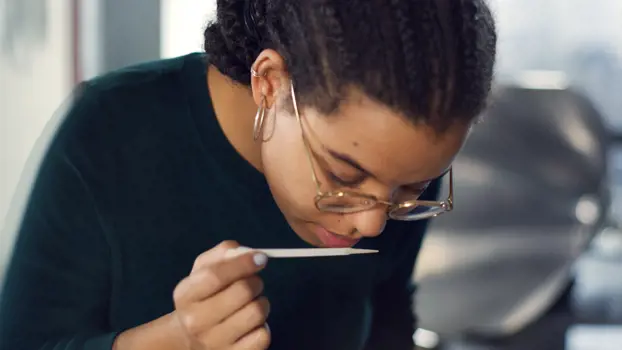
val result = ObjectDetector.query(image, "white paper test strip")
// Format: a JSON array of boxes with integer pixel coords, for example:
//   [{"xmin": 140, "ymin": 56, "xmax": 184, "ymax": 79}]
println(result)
[{"xmin": 225, "ymin": 246, "xmax": 379, "ymax": 259}]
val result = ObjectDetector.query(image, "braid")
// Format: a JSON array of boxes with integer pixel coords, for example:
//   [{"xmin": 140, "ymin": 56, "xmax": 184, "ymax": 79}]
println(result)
[
  {"xmin": 204, "ymin": 0, "xmax": 497, "ymax": 132},
  {"xmin": 392, "ymin": 0, "xmax": 426, "ymax": 114},
  {"xmin": 417, "ymin": 1, "xmax": 445, "ymax": 118},
  {"xmin": 312, "ymin": 1, "xmax": 349, "ymax": 105},
  {"xmin": 432, "ymin": 0, "xmax": 456, "ymax": 117},
  {"xmin": 204, "ymin": 0, "xmax": 267, "ymax": 84},
  {"xmin": 394, "ymin": 0, "xmax": 456, "ymax": 124},
  {"xmin": 460, "ymin": 0, "xmax": 481, "ymax": 108},
  {"xmin": 454, "ymin": 0, "xmax": 496, "ymax": 116},
  {"xmin": 268, "ymin": 1, "xmax": 311, "ymax": 103}
]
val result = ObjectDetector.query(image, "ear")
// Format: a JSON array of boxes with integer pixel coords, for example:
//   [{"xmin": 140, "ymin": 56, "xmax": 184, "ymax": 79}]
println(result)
[{"xmin": 250, "ymin": 49, "xmax": 289, "ymax": 108}]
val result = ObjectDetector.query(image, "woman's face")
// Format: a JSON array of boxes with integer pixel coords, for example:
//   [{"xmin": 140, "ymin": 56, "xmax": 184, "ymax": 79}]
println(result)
[{"xmin": 259, "ymin": 86, "xmax": 470, "ymax": 248}]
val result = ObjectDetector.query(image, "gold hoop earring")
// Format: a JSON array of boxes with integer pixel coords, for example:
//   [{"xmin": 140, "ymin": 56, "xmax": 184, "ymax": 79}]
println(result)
[{"xmin": 253, "ymin": 95, "xmax": 267, "ymax": 141}]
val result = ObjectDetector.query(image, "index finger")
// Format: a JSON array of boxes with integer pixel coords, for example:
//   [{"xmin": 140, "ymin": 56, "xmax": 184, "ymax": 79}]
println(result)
[
  {"xmin": 191, "ymin": 240, "xmax": 240, "ymax": 273},
  {"xmin": 176, "ymin": 250, "xmax": 269, "ymax": 304}
]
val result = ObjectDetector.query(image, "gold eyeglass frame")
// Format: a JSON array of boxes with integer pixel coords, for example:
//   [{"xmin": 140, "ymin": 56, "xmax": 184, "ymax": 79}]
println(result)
[{"xmin": 288, "ymin": 81, "xmax": 454, "ymax": 221}]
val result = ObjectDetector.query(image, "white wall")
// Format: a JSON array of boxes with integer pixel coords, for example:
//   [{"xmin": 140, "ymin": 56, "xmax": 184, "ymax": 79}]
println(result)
[
  {"xmin": 0, "ymin": 0, "xmax": 72, "ymax": 269},
  {"xmin": 0, "ymin": 0, "xmax": 217, "ymax": 274},
  {"xmin": 492, "ymin": 0, "xmax": 622, "ymax": 128},
  {"xmin": 161, "ymin": 0, "xmax": 216, "ymax": 58}
]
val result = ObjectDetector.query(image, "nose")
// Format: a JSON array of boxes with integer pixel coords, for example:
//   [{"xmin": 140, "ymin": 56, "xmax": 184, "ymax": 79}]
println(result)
[{"xmin": 350, "ymin": 207, "xmax": 388, "ymax": 238}]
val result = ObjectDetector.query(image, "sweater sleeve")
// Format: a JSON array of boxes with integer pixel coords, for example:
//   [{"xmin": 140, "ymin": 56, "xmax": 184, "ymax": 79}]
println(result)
[
  {"xmin": 363, "ymin": 178, "xmax": 442, "ymax": 350},
  {"xmin": 0, "ymin": 86, "xmax": 119, "ymax": 350}
]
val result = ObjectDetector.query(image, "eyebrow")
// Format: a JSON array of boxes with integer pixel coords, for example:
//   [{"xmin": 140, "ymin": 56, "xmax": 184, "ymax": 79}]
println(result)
[
  {"xmin": 326, "ymin": 148, "xmax": 450, "ymax": 187},
  {"xmin": 326, "ymin": 149, "xmax": 374, "ymax": 177}
]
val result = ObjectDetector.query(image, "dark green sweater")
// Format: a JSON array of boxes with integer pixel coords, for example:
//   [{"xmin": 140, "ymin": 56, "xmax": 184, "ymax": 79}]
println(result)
[{"xmin": 0, "ymin": 53, "xmax": 439, "ymax": 350}]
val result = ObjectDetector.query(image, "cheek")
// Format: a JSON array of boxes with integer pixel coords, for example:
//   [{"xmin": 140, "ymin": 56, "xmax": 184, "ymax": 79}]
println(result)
[{"xmin": 260, "ymin": 119, "xmax": 318, "ymax": 217}]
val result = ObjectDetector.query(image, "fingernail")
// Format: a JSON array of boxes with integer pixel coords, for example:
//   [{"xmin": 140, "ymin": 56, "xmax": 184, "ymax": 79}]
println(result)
[
  {"xmin": 265, "ymin": 323, "xmax": 270, "ymax": 335},
  {"xmin": 253, "ymin": 253, "xmax": 268, "ymax": 266}
]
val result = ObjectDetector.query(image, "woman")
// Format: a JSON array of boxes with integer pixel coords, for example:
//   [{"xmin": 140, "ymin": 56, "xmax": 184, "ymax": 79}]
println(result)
[{"xmin": 0, "ymin": 0, "xmax": 496, "ymax": 349}]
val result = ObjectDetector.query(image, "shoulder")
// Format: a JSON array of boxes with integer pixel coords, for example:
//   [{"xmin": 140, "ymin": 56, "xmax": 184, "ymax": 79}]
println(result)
[
  {"xmin": 85, "ymin": 53, "xmax": 204, "ymax": 107},
  {"xmin": 51, "ymin": 54, "xmax": 205, "ymax": 158}
]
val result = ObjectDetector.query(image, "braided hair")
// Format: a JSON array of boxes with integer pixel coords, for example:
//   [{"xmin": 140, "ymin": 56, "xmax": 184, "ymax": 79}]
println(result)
[{"xmin": 203, "ymin": 0, "xmax": 497, "ymax": 132}]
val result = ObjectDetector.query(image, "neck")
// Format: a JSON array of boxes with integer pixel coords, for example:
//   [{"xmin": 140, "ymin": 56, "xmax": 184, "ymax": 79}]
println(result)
[{"xmin": 207, "ymin": 65, "xmax": 264, "ymax": 172}]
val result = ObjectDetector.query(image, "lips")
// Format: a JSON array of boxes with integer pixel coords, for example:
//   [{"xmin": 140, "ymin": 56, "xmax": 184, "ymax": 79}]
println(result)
[{"xmin": 314, "ymin": 226, "xmax": 361, "ymax": 248}]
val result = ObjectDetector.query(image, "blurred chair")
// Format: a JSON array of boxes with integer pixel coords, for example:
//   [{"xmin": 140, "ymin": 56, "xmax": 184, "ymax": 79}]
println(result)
[{"xmin": 413, "ymin": 82, "xmax": 612, "ymax": 343}]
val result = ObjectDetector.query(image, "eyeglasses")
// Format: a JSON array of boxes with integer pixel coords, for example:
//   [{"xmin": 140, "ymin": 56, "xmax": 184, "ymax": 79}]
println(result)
[{"xmin": 289, "ymin": 82, "xmax": 454, "ymax": 221}]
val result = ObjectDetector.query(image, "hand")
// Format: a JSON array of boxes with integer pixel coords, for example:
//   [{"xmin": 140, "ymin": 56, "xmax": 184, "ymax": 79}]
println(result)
[{"xmin": 173, "ymin": 241, "xmax": 271, "ymax": 350}]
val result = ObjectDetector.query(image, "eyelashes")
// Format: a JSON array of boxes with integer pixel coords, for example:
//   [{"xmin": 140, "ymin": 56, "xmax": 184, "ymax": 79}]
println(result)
[
  {"xmin": 326, "ymin": 169, "xmax": 430, "ymax": 195},
  {"xmin": 326, "ymin": 171, "xmax": 366, "ymax": 188}
]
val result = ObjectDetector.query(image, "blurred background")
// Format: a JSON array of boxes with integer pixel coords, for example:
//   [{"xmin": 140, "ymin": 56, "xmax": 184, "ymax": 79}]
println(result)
[{"xmin": 1, "ymin": 1, "xmax": 622, "ymax": 349}]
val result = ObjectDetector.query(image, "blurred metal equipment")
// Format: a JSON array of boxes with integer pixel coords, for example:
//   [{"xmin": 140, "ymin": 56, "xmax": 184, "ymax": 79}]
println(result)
[
  {"xmin": 413, "ymin": 328, "xmax": 441, "ymax": 349},
  {"xmin": 566, "ymin": 324, "xmax": 622, "ymax": 350},
  {"xmin": 413, "ymin": 80, "xmax": 611, "ymax": 341},
  {"xmin": 570, "ymin": 224, "xmax": 622, "ymax": 321}
]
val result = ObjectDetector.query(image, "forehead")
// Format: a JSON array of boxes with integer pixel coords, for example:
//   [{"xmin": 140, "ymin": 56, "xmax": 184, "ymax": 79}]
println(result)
[{"xmin": 302, "ymin": 93, "xmax": 468, "ymax": 184}]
